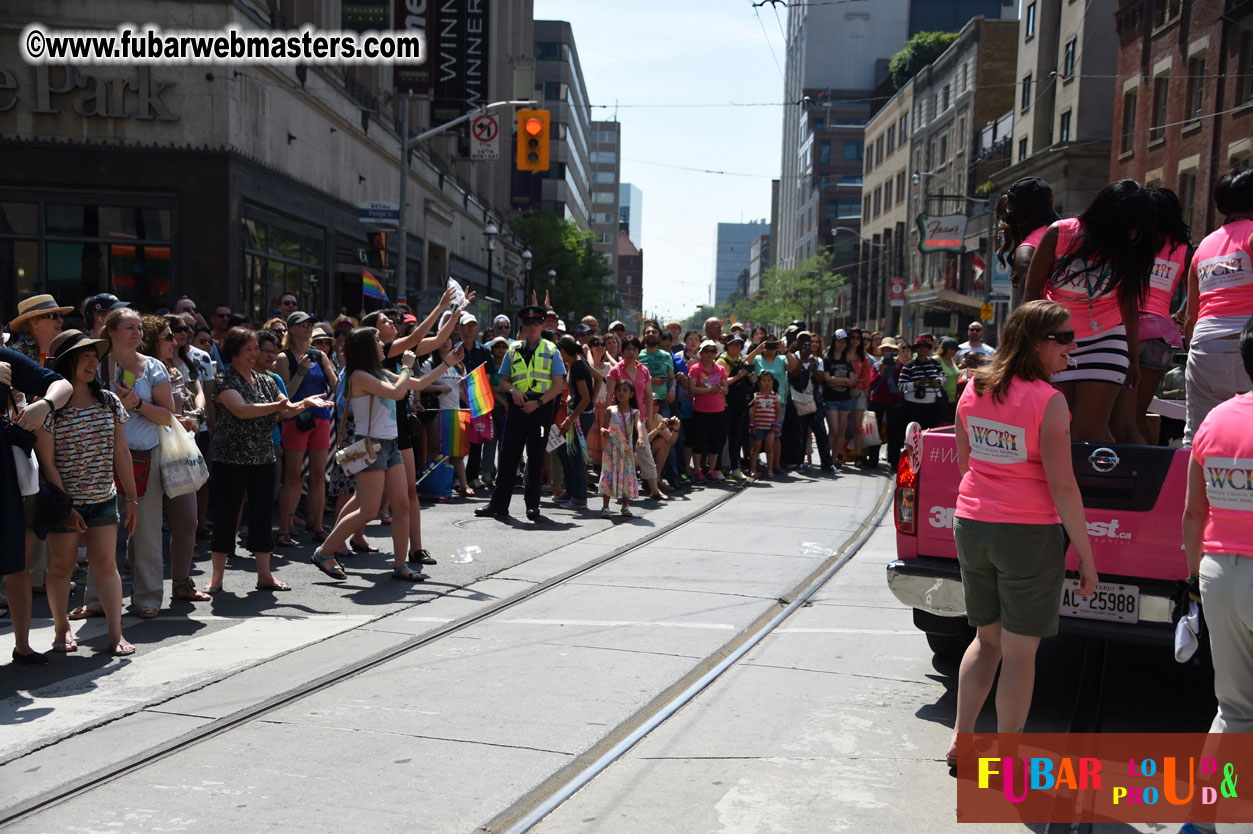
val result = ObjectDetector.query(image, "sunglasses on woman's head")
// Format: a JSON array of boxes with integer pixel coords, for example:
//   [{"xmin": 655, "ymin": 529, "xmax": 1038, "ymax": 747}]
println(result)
[{"xmin": 1043, "ymin": 329, "xmax": 1075, "ymax": 345}]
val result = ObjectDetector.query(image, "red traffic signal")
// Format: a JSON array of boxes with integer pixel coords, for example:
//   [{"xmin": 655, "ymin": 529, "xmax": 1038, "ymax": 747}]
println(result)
[{"xmin": 516, "ymin": 109, "xmax": 551, "ymax": 172}]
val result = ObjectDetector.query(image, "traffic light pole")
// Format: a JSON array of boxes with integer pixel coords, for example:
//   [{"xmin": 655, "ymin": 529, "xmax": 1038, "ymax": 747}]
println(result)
[{"xmin": 394, "ymin": 93, "xmax": 537, "ymax": 300}]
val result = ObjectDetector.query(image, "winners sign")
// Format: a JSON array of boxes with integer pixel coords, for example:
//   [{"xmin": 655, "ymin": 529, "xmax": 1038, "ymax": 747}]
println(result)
[{"xmin": 916, "ymin": 213, "xmax": 969, "ymax": 253}]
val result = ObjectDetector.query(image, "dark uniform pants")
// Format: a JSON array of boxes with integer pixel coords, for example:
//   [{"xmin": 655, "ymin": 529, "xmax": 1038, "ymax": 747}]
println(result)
[{"xmin": 486, "ymin": 400, "xmax": 555, "ymax": 514}]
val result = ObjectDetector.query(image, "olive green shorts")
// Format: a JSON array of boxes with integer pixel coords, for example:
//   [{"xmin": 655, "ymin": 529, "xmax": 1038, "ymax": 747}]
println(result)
[{"xmin": 953, "ymin": 516, "xmax": 1066, "ymax": 638}]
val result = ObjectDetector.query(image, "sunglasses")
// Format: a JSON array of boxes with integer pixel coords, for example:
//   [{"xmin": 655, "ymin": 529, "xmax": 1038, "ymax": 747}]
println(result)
[
  {"xmin": 1042, "ymin": 329, "xmax": 1076, "ymax": 345},
  {"xmin": 161, "ymin": 332, "xmax": 175, "ymax": 342},
  {"xmin": 171, "ymin": 324, "xmax": 188, "ymax": 334}
]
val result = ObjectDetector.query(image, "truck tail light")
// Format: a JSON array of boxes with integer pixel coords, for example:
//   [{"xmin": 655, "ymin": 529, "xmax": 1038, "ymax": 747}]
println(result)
[{"xmin": 895, "ymin": 454, "xmax": 918, "ymax": 535}]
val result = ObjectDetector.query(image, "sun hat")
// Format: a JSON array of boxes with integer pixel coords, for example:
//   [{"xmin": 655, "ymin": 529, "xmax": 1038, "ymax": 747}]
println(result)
[
  {"xmin": 878, "ymin": 337, "xmax": 901, "ymax": 352},
  {"xmin": 312, "ymin": 322, "xmax": 335, "ymax": 341},
  {"xmin": 50, "ymin": 329, "xmax": 110, "ymax": 363},
  {"xmin": 10, "ymin": 295, "xmax": 75, "ymax": 331}
]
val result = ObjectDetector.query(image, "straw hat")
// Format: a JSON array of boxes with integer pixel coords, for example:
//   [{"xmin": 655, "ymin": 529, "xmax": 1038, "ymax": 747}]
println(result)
[
  {"xmin": 878, "ymin": 337, "xmax": 901, "ymax": 352},
  {"xmin": 9, "ymin": 295, "xmax": 74, "ymax": 331},
  {"xmin": 49, "ymin": 329, "xmax": 110, "ymax": 366}
]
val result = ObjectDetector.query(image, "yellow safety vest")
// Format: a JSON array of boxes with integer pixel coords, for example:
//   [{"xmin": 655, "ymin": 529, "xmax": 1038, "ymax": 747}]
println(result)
[{"xmin": 510, "ymin": 339, "xmax": 556, "ymax": 394}]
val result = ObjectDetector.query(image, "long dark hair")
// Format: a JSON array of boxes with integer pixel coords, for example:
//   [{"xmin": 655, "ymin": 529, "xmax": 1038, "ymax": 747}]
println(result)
[
  {"xmin": 973, "ymin": 300, "xmax": 1071, "ymax": 402},
  {"xmin": 1051, "ymin": 179, "xmax": 1157, "ymax": 308},
  {"xmin": 344, "ymin": 326, "xmax": 385, "ymax": 379},
  {"xmin": 53, "ymin": 347, "xmax": 108, "ymax": 407},
  {"xmin": 611, "ymin": 378, "xmax": 639, "ymax": 411},
  {"xmin": 165, "ymin": 314, "xmax": 197, "ymax": 381},
  {"xmin": 996, "ymin": 179, "xmax": 1060, "ymax": 267},
  {"xmin": 1149, "ymin": 187, "xmax": 1191, "ymax": 250}
]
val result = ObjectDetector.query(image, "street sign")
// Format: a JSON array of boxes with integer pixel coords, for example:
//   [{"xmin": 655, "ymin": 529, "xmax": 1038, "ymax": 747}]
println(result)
[
  {"xmin": 889, "ymin": 276, "xmax": 906, "ymax": 307},
  {"xmin": 470, "ymin": 113, "xmax": 500, "ymax": 161},
  {"xmin": 359, "ymin": 201, "xmax": 400, "ymax": 227},
  {"xmin": 980, "ymin": 302, "xmax": 994, "ymax": 322},
  {"xmin": 916, "ymin": 213, "xmax": 969, "ymax": 253}
]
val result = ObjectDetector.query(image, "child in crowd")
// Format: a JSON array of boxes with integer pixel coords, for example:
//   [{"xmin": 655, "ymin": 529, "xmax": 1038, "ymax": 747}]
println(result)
[
  {"xmin": 599, "ymin": 380, "xmax": 642, "ymax": 518},
  {"xmin": 749, "ymin": 371, "xmax": 782, "ymax": 479}
]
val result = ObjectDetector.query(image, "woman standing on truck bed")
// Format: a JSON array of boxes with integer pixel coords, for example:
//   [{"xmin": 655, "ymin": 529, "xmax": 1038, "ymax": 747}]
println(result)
[
  {"xmin": 1183, "ymin": 168, "xmax": 1253, "ymax": 445},
  {"xmin": 1023, "ymin": 180, "xmax": 1158, "ymax": 442},
  {"xmin": 997, "ymin": 176, "xmax": 1060, "ymax": 310},
  {"xmin": 946, "ymin": 300, "xmax": 1099, "ymax": 768}
]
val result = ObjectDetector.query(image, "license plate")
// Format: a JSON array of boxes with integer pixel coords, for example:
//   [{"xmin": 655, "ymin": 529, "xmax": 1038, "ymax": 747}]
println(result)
[{"xmin": 1059, "ymin": 580, "xmax": 1140, "ymax": 623}]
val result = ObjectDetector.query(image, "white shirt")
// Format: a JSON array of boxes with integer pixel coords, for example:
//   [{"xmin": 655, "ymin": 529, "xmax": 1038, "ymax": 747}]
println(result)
[{"xmin": 957, "ymin": 341, "xmax": 996, "ymax": 362}]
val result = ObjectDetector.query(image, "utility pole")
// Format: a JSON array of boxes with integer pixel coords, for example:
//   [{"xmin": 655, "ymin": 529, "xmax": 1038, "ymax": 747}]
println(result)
[{"xmin": 394, "ymin": 95, "xmax": 536, "ymax": 299}]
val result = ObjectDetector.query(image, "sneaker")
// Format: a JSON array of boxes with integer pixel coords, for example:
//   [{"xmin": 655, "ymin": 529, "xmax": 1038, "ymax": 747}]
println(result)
[
  {"xmin": 729, "ymin": 468, "xmax": 746, "ymax": 482},
  {"xmin": 1178, "ymin": 825, "xmax": 1214, "ymax": 834},
  {"xmin": 709, "ymin": 470, "xmax": 725, "ymax": 482},
  {"xmin": 559, "ymin": 499, "xmax": 587, "ymax": 510},
  {"xmin": 678, "ymin": 474, "xmax": 691, "ymax": 485},
  {"xmin": 693, "ymin": 470, "xmax": 706, "ymax": 482}
]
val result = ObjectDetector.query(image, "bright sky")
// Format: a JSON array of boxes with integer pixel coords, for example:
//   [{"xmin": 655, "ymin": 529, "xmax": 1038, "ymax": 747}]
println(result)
[{"xmin": 533, "ymin": 0, "xmax": 786, "ymax": 322}]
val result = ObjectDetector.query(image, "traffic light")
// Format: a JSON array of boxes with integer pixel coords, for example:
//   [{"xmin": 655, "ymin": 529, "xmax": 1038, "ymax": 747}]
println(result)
[
  {"xmin": 516, "ymin": 109, "xmax": 551, "ymax": 172},
  {"xmin": 366, "ymin": 231, "xmax": 387, "ymax": 269}
]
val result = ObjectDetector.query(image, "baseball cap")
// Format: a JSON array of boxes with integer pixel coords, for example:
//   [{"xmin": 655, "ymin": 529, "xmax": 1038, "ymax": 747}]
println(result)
[
  {"xmin": 726, "ymin": 333, "xmax": 745, "ymax": 345},
  {"xmin": 574, "ymin": 323, "xmax": 592, "ymax": 336},
  {"xmin": 834, "ymin": 328, "xmax": 849, "ymax": 340},
  {"xmin": 1007, "ymin": 176, "xmax": 1053, "ymax": 205},
  {"xmin": 609, "ymin": 320, "xmax": 626, "ymax": 332},
  {"xmin": 460, "ymin": 311, "xmax": 477, "ymax": 325},
  {"xmin": 286, "ymin": 311, "xmax": 318, "ymax": 327},
  {"xmin": 83, "ymin": 293, "xmax": 129, "ymax": 320},
  {"xmin": 913, "ymin": 335, "xmax": 934, "ymax": 348}
]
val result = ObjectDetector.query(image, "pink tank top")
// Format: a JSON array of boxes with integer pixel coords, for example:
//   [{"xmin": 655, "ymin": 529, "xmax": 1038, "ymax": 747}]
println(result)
[
  {"xmin": 1194, "ymin": 218, "xmax": 1253, "ymax": 323},
  {"xmin": 1043, "ymin": 217, "xmax": 1124, "ymax": 334},
  {"xmin": 1015, "ymin": 224, "xmax": 1049, "ymax": 254},
  {"xmin": 1191, "ymin": 393, "xmax": 1253, "ymax": 557},
  {"xmin": 1142, "ymin": 241, "xmax": 1186, "ymax": 320},
  {"xmin": 955, "ymin": 376, "xmax": 1064, "ymax": 525}
]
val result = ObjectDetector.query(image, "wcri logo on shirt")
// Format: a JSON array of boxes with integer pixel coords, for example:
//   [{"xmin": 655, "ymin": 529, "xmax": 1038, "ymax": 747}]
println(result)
[
  {"xmin": 966, "ymin": 416, "xmax": 1028, "ymax": 464},
  {"xmin": 1204, "ymin": 457, "xmax": 1253, "ymax": 511}
]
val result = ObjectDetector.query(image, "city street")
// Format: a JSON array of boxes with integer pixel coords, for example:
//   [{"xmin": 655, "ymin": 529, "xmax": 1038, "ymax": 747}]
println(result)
[{"xmin": 0, "ymin": 471, "xmax": 1216, "ymax": 833}]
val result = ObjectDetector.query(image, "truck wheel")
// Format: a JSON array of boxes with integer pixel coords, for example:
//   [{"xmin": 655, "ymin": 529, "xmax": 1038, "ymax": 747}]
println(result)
[{"xmin": 926, "ymin": 630, "xmax": 974, "ymax": 662}]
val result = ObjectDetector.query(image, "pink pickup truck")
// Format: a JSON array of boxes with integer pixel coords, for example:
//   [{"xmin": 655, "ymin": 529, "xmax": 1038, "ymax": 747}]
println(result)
[{"xmin": 886, "ymin": 425, "xmax": 1187, "ymax": 659}]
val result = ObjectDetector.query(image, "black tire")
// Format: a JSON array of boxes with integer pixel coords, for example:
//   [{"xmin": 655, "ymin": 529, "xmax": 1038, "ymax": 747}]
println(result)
[{"xmin": 926, "ymin": 630, "xmax": 974, "ymax": 662}]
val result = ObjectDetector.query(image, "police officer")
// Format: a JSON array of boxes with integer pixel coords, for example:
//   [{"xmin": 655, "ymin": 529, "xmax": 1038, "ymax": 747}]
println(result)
[{"xmin": 475, "ymin": 304, "xmax": 567, "ymax": 521}]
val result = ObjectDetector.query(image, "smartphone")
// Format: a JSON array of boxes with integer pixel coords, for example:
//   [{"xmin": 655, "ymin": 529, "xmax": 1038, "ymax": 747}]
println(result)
[
  {"xmin": 116, "ymin": 366, "xmax": 137, "ymax": 389},
  {"xmin": 307, "ymin": 348, "xmax": 318, "ymax": 362}
]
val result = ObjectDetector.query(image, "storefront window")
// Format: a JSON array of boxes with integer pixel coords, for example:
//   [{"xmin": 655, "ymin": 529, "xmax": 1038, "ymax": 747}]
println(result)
[{"xmin": 241, "ymin": 205, "xmax": 325, "ymax": 323}]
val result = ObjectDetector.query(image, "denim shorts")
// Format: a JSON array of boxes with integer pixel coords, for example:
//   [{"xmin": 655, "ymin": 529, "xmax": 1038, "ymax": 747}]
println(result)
[
  {"xmin": 825, "ymin": 399, "xmax": 853, "ymax": 412},
  {"xmin": 50, "ymin": 497, "xmax": 119, "ymax": 534},
  {"xmin": 751, "ymin": 427, "xmax": 776, "ymax": 442},
  {"xmin": 1138, "ymin": 337, "xmax": 1175, "ymax": 372},
  {"xmin": 361, "ymin": 437, "xmax": 403, "ymax": 472}
]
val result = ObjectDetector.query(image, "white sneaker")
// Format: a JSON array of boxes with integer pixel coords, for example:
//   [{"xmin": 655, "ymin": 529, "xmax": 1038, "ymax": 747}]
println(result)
[{"xmin": 729, "ymin": 468, "xmax": 746, "ymax": 482}]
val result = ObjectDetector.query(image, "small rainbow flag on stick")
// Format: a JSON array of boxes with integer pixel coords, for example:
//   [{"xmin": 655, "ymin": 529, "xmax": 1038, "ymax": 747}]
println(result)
[
  {"xmin": 362, "ymin": 268, "xmax": 389, "ymax": 302},
  {"xmin": 438, "ymin": 409, "xmax": 471, "ymax": 457},
  {"xmin": 461, "ymin": 363, "xmax": 495, "ymax": 417}
]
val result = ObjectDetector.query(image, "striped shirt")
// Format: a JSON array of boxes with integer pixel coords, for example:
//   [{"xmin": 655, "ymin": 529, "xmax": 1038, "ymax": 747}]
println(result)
[
  {"xmin": 900, "ymin": 358, "xmax": 945, "ymax": 405},
  {"xmin": 752, "ymin": 392, "xmax": 781, "ymax": 429}
]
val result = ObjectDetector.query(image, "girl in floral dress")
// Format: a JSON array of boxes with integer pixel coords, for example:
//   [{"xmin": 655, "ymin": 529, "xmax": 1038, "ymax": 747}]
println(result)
[{"xmin": 599, "ymin": 380, "xmax": 641, "ymax": 519}]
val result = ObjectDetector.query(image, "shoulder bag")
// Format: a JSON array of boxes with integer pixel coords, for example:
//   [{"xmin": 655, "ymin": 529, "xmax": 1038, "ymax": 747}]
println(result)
[
  {"xmin": 2, "ymin": 393, "xmax": 40, "ymax": 497},
  {"xmin": 790, "ymin": 367, "xmax": 817, "ymax": 416},
  {"xmin": 334, "ymin": 393, "xmax": 378, "ymax": 475}
]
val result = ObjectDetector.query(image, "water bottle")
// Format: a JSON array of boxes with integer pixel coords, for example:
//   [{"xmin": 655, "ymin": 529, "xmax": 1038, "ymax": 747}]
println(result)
[{"xmin": 450, "ymin": 545, "xmax": 481, "ymax": 564}]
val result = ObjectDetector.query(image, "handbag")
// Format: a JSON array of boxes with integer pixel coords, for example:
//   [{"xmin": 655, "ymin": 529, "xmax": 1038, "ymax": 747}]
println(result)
[
  {"xmin": 469, "ymin": 412, "xmax": 494, "ymax": 444},
  {"xmin": 791, "ymin": 376, "xmax": 817, "ymax": 416},
  {"xmin": 2, "ymin": 393, "xmax": 40, "ymax": 497},
  {"xmin": 159, "ymin": 419, "xmax": 210, "ymax": 498},
  {"xmin": 861, "ymin": 416, "xmax": 882, "ymax": 446},
  {"xmin": 118, "ymin": 448, "xmax": 152, "ymax": 498},
  {"xmin": 334, "ymin": 395, "xmax": 377, "ymax": 475},
  {"xmin": 295, "ymin": 409, "xmax": 316, "ymax": 432}
]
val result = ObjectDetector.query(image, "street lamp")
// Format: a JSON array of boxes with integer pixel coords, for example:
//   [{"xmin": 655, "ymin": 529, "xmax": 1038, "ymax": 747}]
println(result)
[
  {"xmin": 521, "ymin": 248, "xmax": 532, "ymax": 310},
  {"xmin": 546, "ymin": 268, "xmax": 556, "ymax": 307},
  {"xmin": 483, "ymin": 222, "xmax": 498, "ymax": 307}
]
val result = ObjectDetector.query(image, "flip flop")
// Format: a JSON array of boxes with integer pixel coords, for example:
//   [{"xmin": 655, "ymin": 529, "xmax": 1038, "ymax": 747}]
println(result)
[
  {"xmin": 51, "ymin": 639, "xmax": 79, "ymax": 653},
  {"xmin": 255, "ymin": 580, "xmax": 292, "ymax": 592},
  {"xmin": 111, "ymin": 641, "xmax": 136, "ymax": 657},
  {"xmin": 67, "ymin": 606, "xmax": 103, "ymax": 621}
]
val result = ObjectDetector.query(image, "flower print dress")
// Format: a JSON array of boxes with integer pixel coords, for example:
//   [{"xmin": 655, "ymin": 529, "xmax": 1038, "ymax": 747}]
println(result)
[{"xmin": 598, "ymin": 405, "xmax": 640, "ymax": 501}]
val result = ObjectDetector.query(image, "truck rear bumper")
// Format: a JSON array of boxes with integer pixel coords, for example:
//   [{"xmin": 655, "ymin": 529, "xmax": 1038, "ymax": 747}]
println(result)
[{"xmin": 887, "ymin": 558, "xmax": 1177, "ymax": 645}]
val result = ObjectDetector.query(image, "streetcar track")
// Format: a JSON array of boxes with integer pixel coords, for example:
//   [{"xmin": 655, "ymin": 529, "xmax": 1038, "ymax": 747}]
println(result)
[
  {"xmin": 486, "ymin": 480, "xmax": 894, "ymax": 834},
  {"xmin": 1, "ymin": 482, "xmax": 767, "ymax": 827}
]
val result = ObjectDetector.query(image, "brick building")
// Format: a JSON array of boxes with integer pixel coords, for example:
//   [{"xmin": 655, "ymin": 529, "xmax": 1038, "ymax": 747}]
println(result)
[{"xmin": 1109, "ymin": 0, "xmax": 1253, "ymax": 237}]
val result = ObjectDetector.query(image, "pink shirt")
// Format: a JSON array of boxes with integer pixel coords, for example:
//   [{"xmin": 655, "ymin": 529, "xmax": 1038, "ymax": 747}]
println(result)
[
  {"xmin": 1015, "ymin": 224, "xmax": 1049, "ymax": 255},
  {"xmin": 1194, "ymin": 218, "xmax": 1253, "ymax": 323},
  {"xmin": 1190, "ymin": 393, "xmax": 1253, "ymax": 556},
  {"xmin": 608, "ymin": 360, "xmax": 653, "ymax": 420},
  {"xmin": 1043, "ymin": 217, "xmax": 1125, "ymax": 335},
  {"xmin": 955, "ymin": 377, "xmax": 1065, "ymax": 525},
  {"xmin": 689, "ymin": 362, "xmax": 728, "ymax": 413},
  {"xmin": 1139, "ymin": 241, "xmax": 1187, "ymax": 346}
]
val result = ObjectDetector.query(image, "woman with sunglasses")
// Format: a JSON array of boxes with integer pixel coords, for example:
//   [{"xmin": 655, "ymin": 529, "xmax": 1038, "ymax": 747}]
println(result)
[
  {"xmin": 947, "ymin": 300, "xmax": 1098, "ymax": 768},
  {"xmin": 1023, "ymin": 179, "xmax": 1158, "ymax": 442}
]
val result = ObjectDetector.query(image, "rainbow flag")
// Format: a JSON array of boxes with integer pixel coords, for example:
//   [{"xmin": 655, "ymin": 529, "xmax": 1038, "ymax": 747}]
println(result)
[
  {"xmin": 362, "ymin": 268, "xmax": 389, "ymax": 302},
  {"xmin": 461, "ymin": 363, "xmax": 495, "ymax": 417},
  {"xmin": 437, "ymin": 409, "xmax": 471, "ymax": 457}
]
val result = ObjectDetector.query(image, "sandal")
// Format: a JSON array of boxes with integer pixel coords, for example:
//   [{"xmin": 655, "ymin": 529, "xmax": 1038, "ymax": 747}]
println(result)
[
  {"xmin": 52, "ymin": 638, "xmax": 79, "ymax": 653},
  {"xmin": 138, "ymin": 607, "xmax": 160, "ymax": 619},
  {"xmin": 111, "ymin": 641, "xmax": 136, "ymax": 657},
  {"xmin": 274, "ymin": 534, "xmax": 299, "ymax": 548},
  {"xmin": 172, "ymin": 579, "xmax": 211, "ymax": 602},
  {"xmin": 255, "ymin": 579, "xmax": 292, "ymax": 592},
  {"xmin": 68, "ymin": 606, "xmax": 103, "ymax": 621},
  {"xmin": 392, "ymin": 564, "xmax": 426, "ymax": 582},
  {"xmin": 204, "ymin": 584, "xmax": 222, "ymax": 596},
  {"xmin": 619, "ymin": 507, "xmax": 634, "ymax": 517},
  {"xmin": 601, "ymin": 508, "xmax": 614, "ymax": 519},
  {"xmin": 309, "ymin": 529, "xmax": 328, "ymax": 543},
  {"xmin": 311, "ymin": 548, "xmax": 347, "ymax": 581},
  {"xmin": 349, "ymin": 540, "xmax": 379, "ymax": 554}
]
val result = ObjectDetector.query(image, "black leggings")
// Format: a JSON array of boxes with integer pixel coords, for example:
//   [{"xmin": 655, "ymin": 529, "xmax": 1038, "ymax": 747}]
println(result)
[
  {"xmin": 724, "ymin": 407, "xmax": 750, "ymax": 469},
  {"xmin": 688, "ymin": 410, "xmax": 727, "ymax": 456},
  {"xmin": 210, "ymin": 461, "xmax": 276, "ymax": 554}
]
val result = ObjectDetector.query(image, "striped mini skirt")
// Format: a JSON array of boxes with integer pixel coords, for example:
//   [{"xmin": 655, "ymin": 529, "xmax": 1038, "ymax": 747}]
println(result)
[{"xmin": 1051, "ymin": 324, "xmax": 1129, "ymax": 385}]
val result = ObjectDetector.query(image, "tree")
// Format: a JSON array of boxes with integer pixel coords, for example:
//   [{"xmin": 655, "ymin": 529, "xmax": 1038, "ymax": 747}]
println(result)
[
  {"xmin": 889, "ymin": 31, "xmax": 959, "ymax": 90},
  {"xmin": 680, "ymin": 252, "xmax": 845, "ymax": 336},
  {"xmin": 510, "ymin": 210, "xmax": 615, "ymax": 318}
]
